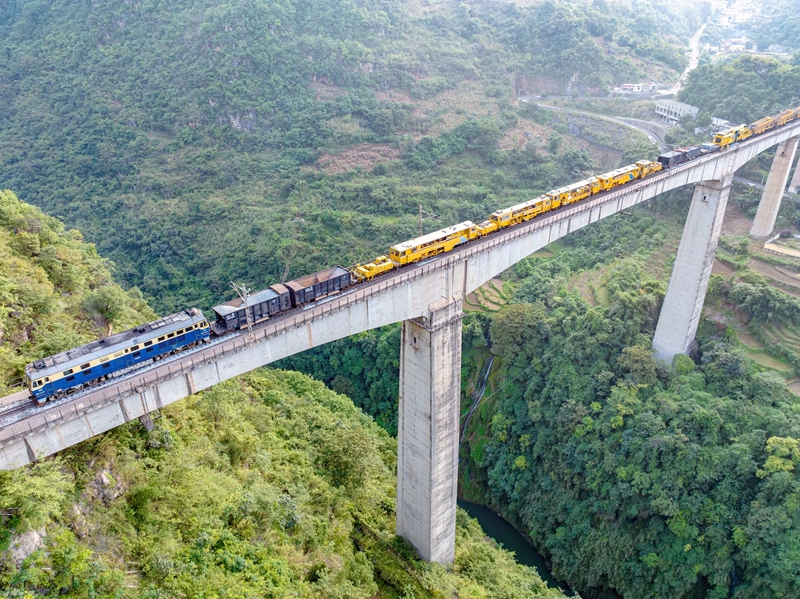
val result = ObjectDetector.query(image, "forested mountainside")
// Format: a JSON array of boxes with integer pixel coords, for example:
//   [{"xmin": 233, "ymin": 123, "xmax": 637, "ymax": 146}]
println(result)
[
  {"xmin": 0, "ymin": 0, "xmax": 700, "ymax": 313},
  {"xmin": 679, "ymin": 54, "xmax": 800, "ymax": 125},
  {"xmin": 0, "ymin": 190, "xmax": 155, "ymax": 395},
  {"xmin": 0, "ymin": 191, "xmax": 567, "ymax": 599},
  {"xmin": 751, "ymin": 0, "xmax": 800, "ymax": 53},
  {"xmin": 463, "ymin": 251, "xmax": 800, "ymax": 599}
]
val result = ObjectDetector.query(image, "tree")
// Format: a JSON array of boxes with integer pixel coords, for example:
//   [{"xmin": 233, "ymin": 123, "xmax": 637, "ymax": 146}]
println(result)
[{"xmin": 83, "ymin": 286, "xmax": 131, "ymax": 336}]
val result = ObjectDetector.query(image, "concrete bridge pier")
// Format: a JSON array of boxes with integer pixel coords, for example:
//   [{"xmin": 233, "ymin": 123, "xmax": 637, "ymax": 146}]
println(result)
[
  {"xmin": 653, "ymin": 175, "xmax": 733, "ymax": 362},
  {"xmin": 750, "ymin": 137, "xmax": 799, "ymax": 238},
  {"xmin": 789, "ymin": 150, "xmax": 800, "ymax": 194},
  {"xmin": 396, "ymin": 297, "xmax": 463, "ymax": 564}
]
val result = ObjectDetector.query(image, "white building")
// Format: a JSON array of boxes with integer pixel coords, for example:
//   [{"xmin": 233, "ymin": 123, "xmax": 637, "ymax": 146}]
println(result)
[
  {"xmin": 655, "ymin": 100, "xmax": 699, "ymax": 126},
  {"xmin": 615, "ymin": 82, "xmax": 659, "ymax": 95}
]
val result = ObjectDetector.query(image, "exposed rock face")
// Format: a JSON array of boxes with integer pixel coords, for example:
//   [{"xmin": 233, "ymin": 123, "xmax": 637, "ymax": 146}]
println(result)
[
  {"xmin": 92, "ymin": 466, "xmax": 126, "ymax": 504},
  {"xmin": 8, "ymin": 529, "xmax": 45, "ymax": 566}
]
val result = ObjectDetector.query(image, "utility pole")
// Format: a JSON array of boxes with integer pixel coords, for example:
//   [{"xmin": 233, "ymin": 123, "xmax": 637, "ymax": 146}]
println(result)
[
  {"xmin": 418, "ymin": 204, "xmax": 438, "ymax": 236},
  {"xmin": 231, "ymin": 282, "xmax": 255, "ymax": 342}
]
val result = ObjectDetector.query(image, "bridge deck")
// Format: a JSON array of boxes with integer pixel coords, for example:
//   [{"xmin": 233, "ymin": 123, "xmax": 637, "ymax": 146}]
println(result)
[{"xmin": 1, "ymin": 120, "xmax": 798, "ymax": 464}]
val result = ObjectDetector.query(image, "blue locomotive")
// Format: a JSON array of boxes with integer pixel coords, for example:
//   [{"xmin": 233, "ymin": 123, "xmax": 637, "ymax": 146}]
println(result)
[
  {"xmin": 24, "ymin": 265, "xmax": 355, "ymax": 405},
  {"xmin": 25, "ymin": 308, "xmax": 209, "ymax": 405}
]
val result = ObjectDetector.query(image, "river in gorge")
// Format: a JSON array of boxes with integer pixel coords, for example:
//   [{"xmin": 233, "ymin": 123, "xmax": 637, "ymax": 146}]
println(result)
[{"xmin": 457, "ymin": 499, "xmax": 572, "ymax": 594}]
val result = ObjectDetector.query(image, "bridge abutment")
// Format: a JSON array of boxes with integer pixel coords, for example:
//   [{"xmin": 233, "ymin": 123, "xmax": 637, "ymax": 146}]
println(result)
[
  {"xmin": 396, "ymin": 297, "xmax": 463, "ymax": 564},
  {"xmin": 653, "ymin": 176, "xmax": 733, "ymax": 362},
  {"xmin": 750, "ymin": 137, "xmax": 799, "ymax": 238}
]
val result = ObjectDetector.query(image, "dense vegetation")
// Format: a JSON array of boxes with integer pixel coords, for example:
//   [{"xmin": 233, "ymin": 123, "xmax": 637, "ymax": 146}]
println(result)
[
  {"xmin": 1, "ymin": 368, "xmax": 568, "ymax": 599},
  {"xmin": 0, "ymin": 0, "xmax": 697, "ymax": 313},
  {"xmin": 679, "ymin": 54, "xmax": 800, "ymax": 124},
  {"xmin": 460, "ymin": 245, "xmax": 800, "ymax": 599},
  {"xmin": 752, "ymin": 0, "xmax": 800, "ymax": 52},
  {"xmin": 0, "ymin": 194, "xmax": 567, "ymax": 599},
  {"xmin": 0, "ymin": 190, "xmax": 155, "ymax": 394}
]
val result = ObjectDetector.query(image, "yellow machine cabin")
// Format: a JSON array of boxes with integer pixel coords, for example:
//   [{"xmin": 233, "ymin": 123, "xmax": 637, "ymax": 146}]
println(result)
[
  {"xmin": 713, "ymin": 125, "xmax": 752, "ymax": 147},
  {"xmin": 353, "ymin": 255, "xmax": 395, "ymax": 281},
  {"xmin": 476, "ymin": 219, "xmax": 498, "ymax": 236},
  {"xmin": 389, "ymin": 221, "xmax": 477, "ymax": 265}
]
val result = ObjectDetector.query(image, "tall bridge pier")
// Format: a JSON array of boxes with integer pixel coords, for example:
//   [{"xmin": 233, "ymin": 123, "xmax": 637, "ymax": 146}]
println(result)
[
  {"xmin": 750, "ymin": 136, "xmax": 799, "ymax": 238},
  {"xmin": 396, "ymin": 298, "xmax": 463, "ymax": 564},
  {"xmin": 653, "ymin": 175, "xmax": 733, "ymax": 362},
  {"xmin": 789, "ymin": 147, "xmax": 800, "ymax": 195}
]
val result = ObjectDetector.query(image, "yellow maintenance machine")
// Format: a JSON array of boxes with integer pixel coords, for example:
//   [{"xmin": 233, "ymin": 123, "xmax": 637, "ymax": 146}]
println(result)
[
  {"xmin": 777, "ymin": 109, "xmax": 798, "ymax": 126},
  {"xmin": 713, "ymin": 124, "xmax": 752, "ymax": 148},
  {"xmin": 635, "ymin": 160, "xmax": 663, "ymax": 177},
  {"xmin": 353, "ymin": 255, "xmax": 395, "ymax": 282},
  {"xmin": 487, "ymin": 196, "xmax": 551, "ymax": 230},
  {"xmin": 388, "ymin": 221, "xmax": 478, "ymax": 265}
]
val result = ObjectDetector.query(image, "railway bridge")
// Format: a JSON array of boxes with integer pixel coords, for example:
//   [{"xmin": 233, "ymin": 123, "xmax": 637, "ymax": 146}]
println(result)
[{"xmin": 1, "ymin": 121, "xmax": 799, "ymax": 564}]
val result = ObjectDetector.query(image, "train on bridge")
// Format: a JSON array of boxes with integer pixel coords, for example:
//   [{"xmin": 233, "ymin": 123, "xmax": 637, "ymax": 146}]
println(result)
[{"xmin": 23, "ymin": 105, "xmax": 800, "ymax": 405}]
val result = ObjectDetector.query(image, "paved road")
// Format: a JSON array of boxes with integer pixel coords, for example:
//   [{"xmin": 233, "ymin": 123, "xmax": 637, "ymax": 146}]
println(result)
[
  {"xmin": 520, "ymin": 99, "xmax": 670, "ymax": 151},
  {"xmin": 734, "ymin": 175, "xmax": 796, "ymax": 199},
  {"xmin": 671, "ymin": 22, "xmax": 707, "ymax": 94}
]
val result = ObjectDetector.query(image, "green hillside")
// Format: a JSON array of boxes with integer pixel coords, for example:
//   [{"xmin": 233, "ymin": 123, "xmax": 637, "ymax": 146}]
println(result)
[
  {"xmin": 0, "ymin": 0, "xmax": 699, "ymax": 313},
  {"xmin": 0, "ymin": 189, "xmax": 155, "ymax": 395}
]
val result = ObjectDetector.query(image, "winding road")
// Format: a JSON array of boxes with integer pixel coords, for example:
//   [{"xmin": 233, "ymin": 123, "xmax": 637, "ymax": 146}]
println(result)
[
  {"xmin": 519, "ymin": 19, "xmax": 710, "ymax": 153},
  {"xmin": 518, "ymin": 100, "xmax": 670, "ymax": 151}
]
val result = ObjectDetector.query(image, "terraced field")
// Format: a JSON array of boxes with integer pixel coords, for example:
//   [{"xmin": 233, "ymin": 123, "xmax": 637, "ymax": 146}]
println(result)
[{"xmin": 465, "ymin": 278, "xmax": 511, "ymax": 312}]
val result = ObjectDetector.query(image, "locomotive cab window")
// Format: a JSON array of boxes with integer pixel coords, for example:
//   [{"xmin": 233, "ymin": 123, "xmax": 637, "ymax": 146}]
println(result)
[
  {"xmin": 131, "ymin": 345, "xmax": 139, "ymax": 351},
  {"xmin": 63, "ymin": 369, "xmax": 73, "ymax": 376},
  {"xmin": 81, "ymin": 363, "xmax": 90, "ymax": 370},
  {"xmin": 158, "ymin": 336, "xmax": 165, "ymax": 342},
  {"xmin": 167, "ymin": 332, "xmax": 175, "ymax": 338},
  {"xmin": 144, "ymin": 341, "xmax": 152, "ymax": 347}
]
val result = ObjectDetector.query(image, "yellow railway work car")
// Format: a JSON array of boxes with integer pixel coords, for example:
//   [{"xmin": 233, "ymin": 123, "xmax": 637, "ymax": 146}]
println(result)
[
  {"xmin": 353, "ymin": 255, "xmax": 395, "ymax": 281},
  {"xmin": 389, "ymin": 221, "xmax": 477, "ymax": 265},
  {"xmin": 635, "ymin": 160, "xmax": 663, "ymax": 177},
  {"xmin": 713, "ymin": 124, "xmax": 751, "ymax": 148},
  {"xmin": 489, "ymin": 196, "xmax": 551, "ymax": 229},
  {"xmin": 748, "ymin": 117, "xmax": 776, "ymax": 135},
  {"xmin": 777, "ymin": 109, "xmax": 797, "ymax": 126},
  {"xmin": 546, "ymin": 180, "xmax": 593, "ymax": 205},
  {"xmin": 595, "ymin": 164, "xmax": 638, "ymax": 192}
]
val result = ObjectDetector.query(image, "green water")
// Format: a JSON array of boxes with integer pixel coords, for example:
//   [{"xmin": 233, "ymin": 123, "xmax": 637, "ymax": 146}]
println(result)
[{"xmin": 458, "ymin": 499, "xmax": 571, "ymax": 594}]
